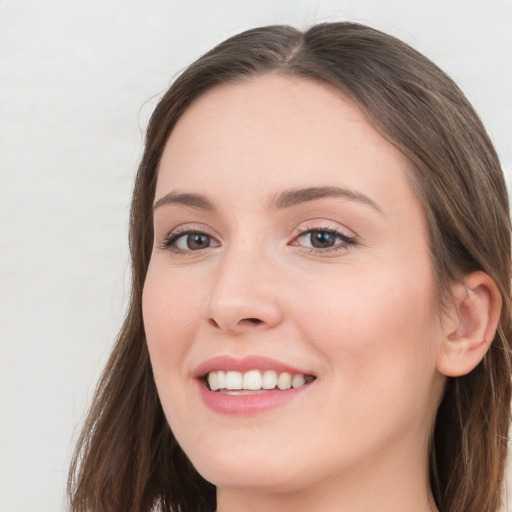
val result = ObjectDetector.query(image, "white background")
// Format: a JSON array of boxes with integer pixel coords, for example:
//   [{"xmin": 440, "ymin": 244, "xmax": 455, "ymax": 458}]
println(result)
[{"xmin": 0, "ymin": 1, "xmax": 511, "ymax": 511}]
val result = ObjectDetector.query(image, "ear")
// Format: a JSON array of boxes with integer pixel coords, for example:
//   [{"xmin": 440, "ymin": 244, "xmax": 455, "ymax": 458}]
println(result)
[{"xmin": 437, "ymin": 271, "xmax": 501, "ymax": 377}]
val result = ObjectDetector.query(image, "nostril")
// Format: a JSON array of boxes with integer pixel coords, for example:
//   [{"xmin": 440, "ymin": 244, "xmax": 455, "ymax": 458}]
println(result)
[
  {"xmin": 242, "ymin": 318, "xmax": 263, "ymax": 325},
  {"xmin": 207, "ymin": 316, "xmax": 267, "ymax": 330}
]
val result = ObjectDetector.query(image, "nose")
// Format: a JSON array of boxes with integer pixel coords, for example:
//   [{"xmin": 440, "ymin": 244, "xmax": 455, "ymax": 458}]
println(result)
[{"xmin": 204, "ymin": 245, "xmax": 283, "ymax": 334}]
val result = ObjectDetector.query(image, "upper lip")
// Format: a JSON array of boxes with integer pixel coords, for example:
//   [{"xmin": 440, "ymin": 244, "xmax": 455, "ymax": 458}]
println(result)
[{"xmin": 193, "ymin": 355, "xmax": 315, "ymax": 378}]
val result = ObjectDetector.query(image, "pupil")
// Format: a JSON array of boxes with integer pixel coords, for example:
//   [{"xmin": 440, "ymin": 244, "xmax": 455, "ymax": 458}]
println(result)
[
  {"xmin": 311, "ymin": 231, "xmax": 335, "ymax": 248},
  {"xmin": 188, "ymin": 234, "xmax": 210, "ymax": 250}
]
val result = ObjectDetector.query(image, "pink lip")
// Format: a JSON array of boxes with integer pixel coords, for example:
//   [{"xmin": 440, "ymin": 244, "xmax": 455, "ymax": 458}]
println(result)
[
  {"xmin": 193, "ymin": 355, "xmax": 311, "ymax": 377},
  {"xmin": 193, "ymin": 355, "xmax": 315, "ymax": 415},
  {"xmin": 197, "ymin": 383, "xmax": 311, "ymax": 415}
]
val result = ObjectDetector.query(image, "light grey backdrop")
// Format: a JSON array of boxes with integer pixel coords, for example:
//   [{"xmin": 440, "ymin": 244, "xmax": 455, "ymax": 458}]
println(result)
[{"xmin": 1, "ymin": 1, "xmax": 511, "ymax": 511}]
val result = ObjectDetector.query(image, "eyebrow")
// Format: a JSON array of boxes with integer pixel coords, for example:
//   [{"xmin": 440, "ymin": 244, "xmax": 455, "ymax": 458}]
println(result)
[
  {"xmin": 153, "ymin": 185, "xmax": 382, "ymax": 214},
  {"xmin": 269, "ymin": 186, "xmax": 383, "ymax": 214},
  {"xmin": 153, "ymin": 191, "xmax": 215, "ymax": 211}
]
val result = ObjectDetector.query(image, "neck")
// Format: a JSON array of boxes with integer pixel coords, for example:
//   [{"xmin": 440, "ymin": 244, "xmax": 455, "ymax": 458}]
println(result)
[
  {"xmin": 216, "ymin": 438, "xmax": 438, "ymax": 512},
  {"xmin": 217, "ymin": 480, "xmax": 438, "ymax": 512}
]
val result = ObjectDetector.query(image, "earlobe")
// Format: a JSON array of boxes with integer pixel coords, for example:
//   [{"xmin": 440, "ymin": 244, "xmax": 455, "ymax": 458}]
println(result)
[{"xmin": 436, "ymin": 271, "xmax": 501, "ymax": 377}]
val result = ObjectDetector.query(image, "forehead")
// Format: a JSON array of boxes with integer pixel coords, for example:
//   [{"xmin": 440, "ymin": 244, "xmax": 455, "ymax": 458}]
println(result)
[{"xmin": 156, "ymin": 74, "xmax": 419, "ymax": 220}]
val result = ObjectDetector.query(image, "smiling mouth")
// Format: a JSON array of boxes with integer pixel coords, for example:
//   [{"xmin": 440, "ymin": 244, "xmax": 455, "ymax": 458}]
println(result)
[{"xmin": 205, "ymin": 369, "xmax": 316, "ymax": 394}]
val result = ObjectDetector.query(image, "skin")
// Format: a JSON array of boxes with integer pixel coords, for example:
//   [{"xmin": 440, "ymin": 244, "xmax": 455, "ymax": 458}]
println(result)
[{"xmin": 142, "ymin": 75, "xmax": 450, "ymax": 512}]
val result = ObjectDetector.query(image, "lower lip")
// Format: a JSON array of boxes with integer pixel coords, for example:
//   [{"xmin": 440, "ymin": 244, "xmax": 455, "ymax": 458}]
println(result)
[{"xmin": 197, "ymin": 380, "xmax": 311, "ymax": 415}]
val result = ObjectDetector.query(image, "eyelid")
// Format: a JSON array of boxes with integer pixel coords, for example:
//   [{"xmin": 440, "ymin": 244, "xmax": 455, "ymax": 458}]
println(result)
[{"xmin": 291, "ymin": 219, "xmax": 357, "ymax": 240}]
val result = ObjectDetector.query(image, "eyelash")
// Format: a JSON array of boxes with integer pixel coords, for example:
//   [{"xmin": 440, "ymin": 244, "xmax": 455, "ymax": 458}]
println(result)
[
  {"xmin": 159, "ymin": 225, "xmax": 357, "ymax": 255},
  {"xmin": 159, "ymin": 227, "xmax": 218, "ymax": 255},
  {"xmin": 292, "ymin": 225, "xmax": 357, "ymax": 254}
]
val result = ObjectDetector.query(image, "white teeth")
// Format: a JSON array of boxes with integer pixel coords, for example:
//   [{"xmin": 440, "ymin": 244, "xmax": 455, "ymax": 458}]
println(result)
[
  {"xmin": 243, "ymin": 370, "xmax": 262, "ymax": 390},
  {"xmin": 207, "ymin": 372, "xmax": 219, "ymax": 391},
  {"xmin": 217, "ymin": 370, "xmax": 226, "ymax": 389},
  {"xmin": 207, "ymin": 370, "xmax": 225, "ymax": 391},
  {"xmin": 262, "ymin": 370, "xmax": 277, "ymax": 389},
  {"xmin": 225, "ymin": 371, "xmax": 243, "ymax": 390},
  {"xmin": 206, "ymin": 369, "xmax": 312, "ymax": 392},
  {"xmin": 292, "ymin": 373, "xmax": 306, "ymax": 388},
  {"xmin": 277, "ymin": 372, "xmax": 292, "ymax": 390}
]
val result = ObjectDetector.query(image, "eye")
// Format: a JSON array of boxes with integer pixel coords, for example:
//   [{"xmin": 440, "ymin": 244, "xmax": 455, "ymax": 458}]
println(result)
[
  {"xmin": 162, "ymin": 230, "xmax": 219, "ymax": 253},
  {"xmin": 292, "ymin": 228, "xmax": 356, "ymax": 252},
  {"xmin": 299, "ymin": 230, "xmax": 338, "ymax": 249}
]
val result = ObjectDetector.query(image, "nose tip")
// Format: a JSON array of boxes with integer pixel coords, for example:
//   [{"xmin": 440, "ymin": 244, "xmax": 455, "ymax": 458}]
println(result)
[
  {"xmin": 206, "ymin": 296, "xmax": 282, "ymax": 333},
  {"xmin": 204, "ymin": 258, "xmax": 283, "ymax": 333}
]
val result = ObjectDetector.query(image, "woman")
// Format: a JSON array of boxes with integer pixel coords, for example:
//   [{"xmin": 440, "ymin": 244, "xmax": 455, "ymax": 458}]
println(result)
[{"xmin": 68, "ymin": 22, "xmax": 511, "ymax": 512}]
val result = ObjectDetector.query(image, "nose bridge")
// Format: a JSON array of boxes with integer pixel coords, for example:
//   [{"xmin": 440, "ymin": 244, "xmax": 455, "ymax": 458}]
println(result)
[{"xmin": 205, "ymin": 237, "xmax": 282, "ymax": 332}]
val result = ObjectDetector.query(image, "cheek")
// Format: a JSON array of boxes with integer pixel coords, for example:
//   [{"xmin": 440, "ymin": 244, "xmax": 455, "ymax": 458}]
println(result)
[
  {"xmin": 291, "ymin": 261, "xmax": 441, "ymax": 410},
  {"xmin": 142, "ymin": 264, "xmax": 213, "ymax": 443},
  {"xmin": 142, "ymin": 264, "xmax": 206, "ymax": 388}
]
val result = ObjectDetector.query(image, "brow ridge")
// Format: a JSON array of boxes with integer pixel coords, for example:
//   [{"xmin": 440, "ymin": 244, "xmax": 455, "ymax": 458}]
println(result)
[
  {"xmin": 270, "ymin": 186, "xmax": 382, "ymax": 213},
  {"xmin": 153, "ymin": 186, "xmax": 382, "ymax": 214},
  {"xmin": 153, "ymin": 191, "xmax": 215, "ymax": 211}
]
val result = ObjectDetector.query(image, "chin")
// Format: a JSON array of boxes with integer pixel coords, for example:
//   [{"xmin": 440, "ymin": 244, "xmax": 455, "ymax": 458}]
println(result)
[
  {"xmin": 199, "ymin": 461, "xmax": 305, "ymax": 494},
  {"xmin": 185, "ymin": 439, "xmax": 310, "ymax": 492}
]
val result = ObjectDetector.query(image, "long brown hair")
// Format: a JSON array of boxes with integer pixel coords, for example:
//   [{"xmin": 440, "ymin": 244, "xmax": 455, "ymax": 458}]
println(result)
[{"xmin": 68, "ymin": 22, "xmax": 512, "ymax": 512}]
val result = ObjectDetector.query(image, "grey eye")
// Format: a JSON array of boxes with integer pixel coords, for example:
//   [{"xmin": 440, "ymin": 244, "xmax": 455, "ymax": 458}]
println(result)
[{"xmin": 297, "ymin": 230, "xmax": 339, "ymax": 249}]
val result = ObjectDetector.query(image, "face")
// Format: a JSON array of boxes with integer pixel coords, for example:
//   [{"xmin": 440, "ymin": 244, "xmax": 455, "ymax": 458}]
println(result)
[{"xmin": 143, "ymin": 75, "xmax": 446, "ymax": 499}]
